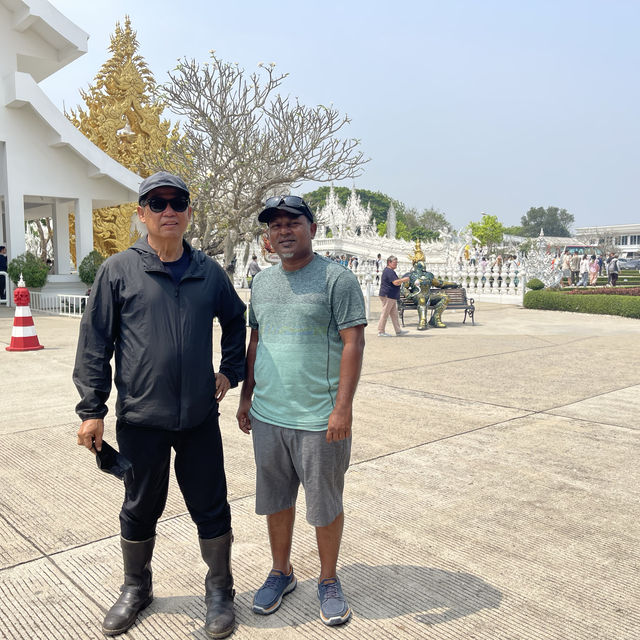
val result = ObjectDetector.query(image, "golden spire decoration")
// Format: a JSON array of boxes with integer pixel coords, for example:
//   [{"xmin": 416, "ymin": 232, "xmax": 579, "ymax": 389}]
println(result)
[
  {"xmin": 408, "ymin": 239, "xmax": 425, "ymax": 265},
  {"xmin": 67, "ymin": 16, "xmax": 180, "ymax": 259}
]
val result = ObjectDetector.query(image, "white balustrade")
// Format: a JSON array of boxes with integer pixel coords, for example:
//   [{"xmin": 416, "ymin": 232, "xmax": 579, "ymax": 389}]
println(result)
[
  {"xmin": 29, "ymin": 291, "xmax": 88, "ymax": 317},
  {"xmin": 0, "ymin": 271, "xmax": 11, "ymax": 306}
]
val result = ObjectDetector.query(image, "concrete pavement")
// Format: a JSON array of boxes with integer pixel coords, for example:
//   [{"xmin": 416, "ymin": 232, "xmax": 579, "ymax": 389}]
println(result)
[{"xmin": 0, "ymin": 298, "xmax": 639, "ymax": 639}]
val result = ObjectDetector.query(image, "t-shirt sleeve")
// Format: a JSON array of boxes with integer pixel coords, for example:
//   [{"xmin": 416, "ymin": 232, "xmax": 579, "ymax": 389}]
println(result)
[
  {"xmin": 331, "ymin": 271, "xmax": 367, "ymax": 330},
  {"xmin": 248, "ymin": 297, "xmax": 258, "ymax": 329}
]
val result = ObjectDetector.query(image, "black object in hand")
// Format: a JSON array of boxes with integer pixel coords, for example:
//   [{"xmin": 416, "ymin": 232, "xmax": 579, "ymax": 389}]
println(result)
[{"xmin": 92, "ymin": 439, "xmax": 132, "ymax": 481}]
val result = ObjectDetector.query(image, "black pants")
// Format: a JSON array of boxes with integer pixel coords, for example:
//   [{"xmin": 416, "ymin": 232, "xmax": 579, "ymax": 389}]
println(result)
[{"xmin": 116, "ymin": 415, "xmax": 231, "ymax": 541}]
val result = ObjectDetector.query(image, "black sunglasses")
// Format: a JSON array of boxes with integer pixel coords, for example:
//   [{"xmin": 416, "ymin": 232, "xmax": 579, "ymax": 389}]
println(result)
[
  {"xmin": 142, "ymin": 196, "xmax": 190, "ymax": 213},
  {"xmin": 265, "ymin": 195, "xmax": 313, "ymax": 219},
  {"xmin": 266, "ymin": 195, "xmax": 314, "ymax": 211}
]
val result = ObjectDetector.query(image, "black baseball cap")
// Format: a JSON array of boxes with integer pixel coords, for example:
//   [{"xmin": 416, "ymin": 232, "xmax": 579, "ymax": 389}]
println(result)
[
  {"xmin": 138, "ymin": 171, "xmax": 189, "ymax": 203},
  {"xmin": 258, "ymin": 196, "xmax": 314, "ymax": 223}
]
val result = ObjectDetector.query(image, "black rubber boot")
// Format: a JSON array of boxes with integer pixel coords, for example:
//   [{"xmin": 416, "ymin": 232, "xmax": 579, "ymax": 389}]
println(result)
[
  {"xmin": 102, "ymin": 536, "xmax": 155, "ymax": 636},
  {"xmin": 199, "ymin": 530, "xmax": 236, "ymax": 638}
]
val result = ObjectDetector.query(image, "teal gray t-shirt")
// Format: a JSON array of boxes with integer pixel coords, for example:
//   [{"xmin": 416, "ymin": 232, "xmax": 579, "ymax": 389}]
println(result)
[{"xmin": 248, "ymin": 254, "xmax": 366, "ymax": 430}]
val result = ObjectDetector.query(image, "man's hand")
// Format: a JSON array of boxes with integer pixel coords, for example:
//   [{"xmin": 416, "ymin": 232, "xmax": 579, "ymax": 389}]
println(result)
[
  {"xmin": 215, "ymin": 372, "xmax": 230, "ymax": 402},
  {"xmin": 326, "ymin": 406, "xmax": 352, "ymax": 443},
  {"xmin": 236, "ymin": 398, "xmax": 252, "ymax": 434},
  {"xmin": 77, "ymin": 418, "xmax": 104, "ymax": 451}
]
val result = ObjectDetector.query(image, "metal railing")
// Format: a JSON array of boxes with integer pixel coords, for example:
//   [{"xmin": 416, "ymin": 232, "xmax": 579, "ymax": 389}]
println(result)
[
  {"xmin": 0, "ymin": 271, "xmax": 10, "ymax": 306},
  {"xmin": 29, "ymin": 291, "xmax": 88, "ymax": 318}
]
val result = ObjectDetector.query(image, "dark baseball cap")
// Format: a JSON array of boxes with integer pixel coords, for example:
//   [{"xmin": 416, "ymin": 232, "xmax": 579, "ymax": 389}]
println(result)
[
  {"xmin": 138, "ymin": 171, "xmax": 189, "ymax": 203},
  {"xmin": 258, "ymin": 196, "xmax": 314, "ymax": 223}
]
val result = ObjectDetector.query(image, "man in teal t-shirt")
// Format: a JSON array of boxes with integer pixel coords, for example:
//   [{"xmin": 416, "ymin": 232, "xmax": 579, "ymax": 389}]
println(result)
[{"xmin": 237, "ymin": 195, "xmax": 366, "ymax": 627}]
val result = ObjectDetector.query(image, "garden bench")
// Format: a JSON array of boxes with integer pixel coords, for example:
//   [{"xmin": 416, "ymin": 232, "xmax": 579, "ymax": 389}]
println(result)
[{"xmin": 397, "ymin": 287, "xmax": 475, "ymax": 327}]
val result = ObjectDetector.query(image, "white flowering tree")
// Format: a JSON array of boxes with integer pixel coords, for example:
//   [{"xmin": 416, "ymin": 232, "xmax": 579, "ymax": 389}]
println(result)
[{"xmin": 160, "ymin": 52, "xmax": 367, "ymax": 263}]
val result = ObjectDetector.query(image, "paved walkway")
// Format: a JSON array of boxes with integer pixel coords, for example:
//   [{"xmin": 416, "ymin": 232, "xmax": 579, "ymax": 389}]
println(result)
[{"xmin": 0, "ymin": 299, "xmax": 639, "ymax": 639}]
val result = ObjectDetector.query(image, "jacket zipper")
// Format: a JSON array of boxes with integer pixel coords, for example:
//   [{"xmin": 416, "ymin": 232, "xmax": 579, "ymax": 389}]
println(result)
[{"xmin": 175, "ymin": 281, "xmax": 182, "ymax": 428}]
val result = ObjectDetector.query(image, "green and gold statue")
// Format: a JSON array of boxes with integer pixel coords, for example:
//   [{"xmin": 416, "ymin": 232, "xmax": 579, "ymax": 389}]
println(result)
[{"xmin": 404, "ymin": 261, "xmax": 461, "ymax": 330}]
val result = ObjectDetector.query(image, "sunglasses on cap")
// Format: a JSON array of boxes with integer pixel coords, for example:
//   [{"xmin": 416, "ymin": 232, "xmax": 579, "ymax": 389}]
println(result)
[
  {"xmin": 265, "ymin": 195, "xmax": 312, "ymax": 211},
  {"xmin": 141, "ymin": 196, "xmax": 190, "ymax": 213}
]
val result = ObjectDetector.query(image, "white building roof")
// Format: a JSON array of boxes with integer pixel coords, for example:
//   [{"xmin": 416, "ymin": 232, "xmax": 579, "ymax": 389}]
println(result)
[{"xmin": 1, "ymin": 0, "xmax": 88, "ymax": 81}]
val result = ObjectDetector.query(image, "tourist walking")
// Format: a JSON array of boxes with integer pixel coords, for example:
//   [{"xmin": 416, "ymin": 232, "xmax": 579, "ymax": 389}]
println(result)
[
  {"xmin": 74, "ymin": 171, "xmax": 246, "ymax": 639},
  {"xmin": 246, "ymin": 254, "xmax": 261, "ymax": 288},
  {"xmin": 589, "ymin": 255, "xmax": 599, "ymax": 285},
  {"xmin": 607, "ymin": 253, "xmax": 620, "ymax": 286},
  {"xmin": 561, "ymin": 251, "xmax": 571, "ymax": 286},
  {"xmin": 569, "ymin": 252, "xmax": 581, "ymax": 285},
  {"xmin": 375, "ymin": 253, "xmax": 383, "ymax": 283},
  {"xmin": 579, "ymin": 254, "xmax": 590, "ymax": 286},
  {"xmin": 236, "ymin": 195, "xmax": 366, "ymax": 627},
  {"xmin": 377, "ymin": 255, "xmax": 410, "ymax": 337}
]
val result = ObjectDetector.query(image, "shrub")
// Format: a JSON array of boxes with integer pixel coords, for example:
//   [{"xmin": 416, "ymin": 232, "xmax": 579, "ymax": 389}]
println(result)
[
  {"xmin": 525, "ymin": 278, "xmax": 545, "ymax": 290},
  {"xmin": 7, "ymin": 252, "xmax": 49, "ymax": 288},
  {"xmin": 78, "ymin": 250, "xmax": 106, "ymax": 286},
  {"xmin": 524, "ymin": 290, "xmax": 640, "ymax": 318},
  {"xmin": 564, "ymin": 287, "xmax": 640, "ymax": 297}
]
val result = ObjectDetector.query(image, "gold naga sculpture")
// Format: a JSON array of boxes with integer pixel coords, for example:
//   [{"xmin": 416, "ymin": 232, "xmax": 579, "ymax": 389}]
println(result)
[{"xmin": 66, "ymin": 17, "xmax": 178, "ymax": 263}]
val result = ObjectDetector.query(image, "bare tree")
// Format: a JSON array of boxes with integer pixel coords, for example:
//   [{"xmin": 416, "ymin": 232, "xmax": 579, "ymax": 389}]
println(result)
[
  {"xmin": 160, "ymin": 53, "xmax": 367, "ymax": 261},
  {"xmin": 26, "ymin": 219, "xmax": 53, "ymax": 262}
]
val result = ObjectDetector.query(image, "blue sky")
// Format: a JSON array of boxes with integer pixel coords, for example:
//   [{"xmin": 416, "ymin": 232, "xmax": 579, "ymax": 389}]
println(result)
[{"xmin": 43, "ymin": 0, "xmax": 640, "ymax": 230}]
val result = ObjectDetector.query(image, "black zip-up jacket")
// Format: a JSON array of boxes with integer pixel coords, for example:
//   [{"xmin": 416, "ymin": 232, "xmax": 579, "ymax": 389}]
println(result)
[{"xmin": 73, "ymin": 237, "xmax": 246, "ymax": 430}]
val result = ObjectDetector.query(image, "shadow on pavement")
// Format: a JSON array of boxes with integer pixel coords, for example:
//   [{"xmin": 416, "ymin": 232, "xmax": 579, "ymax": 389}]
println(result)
[{"xmin": 151, "ymin": 563, "xmax": 502, "ymax": 632}]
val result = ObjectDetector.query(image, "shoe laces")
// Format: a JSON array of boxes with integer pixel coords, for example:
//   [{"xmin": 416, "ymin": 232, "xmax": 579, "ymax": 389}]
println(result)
[
  {"xmin": 320, "ymin": 578, "xmax": 340, "ymax": 600},
  {"xmin": 263, "ymin": 570, "xmax": 287, "ymax": 590}
]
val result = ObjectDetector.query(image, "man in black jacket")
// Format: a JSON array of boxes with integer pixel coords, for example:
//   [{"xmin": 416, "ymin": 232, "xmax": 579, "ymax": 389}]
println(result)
[{"xmin": 74, "ymin": 172, "xmax": 245, "ymax": 639}]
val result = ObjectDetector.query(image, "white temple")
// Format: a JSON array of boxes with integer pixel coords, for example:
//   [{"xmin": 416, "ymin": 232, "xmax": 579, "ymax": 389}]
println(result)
[
  {"xmin": 314, "ymin": 186, "xmax": 377, "ymax": 239},
  {"xmin": 386, "ymin": 203, "xmax": 396, "ymax": 239},
  {"xmin": 0, "ymin": 0, "xmax": 141, "ymax": 296}
]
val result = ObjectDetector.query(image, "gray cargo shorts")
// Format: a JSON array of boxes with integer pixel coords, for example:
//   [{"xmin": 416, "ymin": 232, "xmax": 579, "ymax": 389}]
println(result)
[{"xmin": 250, "ymin": 415, "xmax": 351, "ymax": 527}]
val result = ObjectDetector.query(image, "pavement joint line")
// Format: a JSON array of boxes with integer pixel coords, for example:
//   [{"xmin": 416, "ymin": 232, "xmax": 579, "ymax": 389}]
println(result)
[
  {"xmin": 0, "ymin": 508, "xmax": 108, "ymax": 614},
  {"xmin": 363, "ymin": 378, "xmax": 640, "ymax": 425},
  {"xmin": 345, "ymin": 412, "xmax": 536, "ymax": 467},
  {"xmin": 0, "ymin": 508, "xmax": 46, "ymax": 560},
  {"xmin": 361, "ymin": 380, "xmax": 535, "ymax": 412},
  {"xmin": 360, "ymin": 334, "xmax": 595, "ymax": 378},
  {"xmin": 47, "ymin": 555, "xmax": 109, "ymax": 614},
  {"xmin": 3, "ymin": 397, "xmax": 634, "ymax": 580},
  {"xmin": 0, "ymin": 491, "xmax": 260, "ymax": 574},
  {"xmin": 541, "ymin": 381, "xmax": 640, "ymax": 411}
]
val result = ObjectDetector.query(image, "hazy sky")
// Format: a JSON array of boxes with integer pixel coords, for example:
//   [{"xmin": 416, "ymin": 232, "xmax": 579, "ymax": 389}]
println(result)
[{"xmin": 42, "ymin": 0, "xmax": 640, "ymax": 230}]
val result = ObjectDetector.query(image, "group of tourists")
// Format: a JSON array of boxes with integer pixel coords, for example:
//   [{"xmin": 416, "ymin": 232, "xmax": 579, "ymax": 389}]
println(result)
[
  {"xmin": 323, "ymin": 252, "xmax": 360, "ymax": 271},
  {"xmin": 557, "ymin": 251, "xmax": 621, "ymax": 287},
  {"xmin": 74, "ymin": 173, "xmax": 366, "ymax": 638}
]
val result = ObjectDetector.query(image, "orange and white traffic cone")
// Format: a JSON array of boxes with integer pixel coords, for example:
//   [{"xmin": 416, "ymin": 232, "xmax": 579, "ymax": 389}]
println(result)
[{"xmin": 6, "ymin": 275, "xmax": 44, "ymax": 352}]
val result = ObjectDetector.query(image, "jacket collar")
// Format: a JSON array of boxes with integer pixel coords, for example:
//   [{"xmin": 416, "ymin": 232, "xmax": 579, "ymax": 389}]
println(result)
[{"xmin": 132, "ymin": 236, "xmax": 207, "ymax": 278}]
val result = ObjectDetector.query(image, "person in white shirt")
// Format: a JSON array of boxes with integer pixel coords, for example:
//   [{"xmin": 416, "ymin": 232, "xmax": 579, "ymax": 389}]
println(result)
[{"xmin": 579, "ymin": 255, "xmax": 590, "ymax": 287}]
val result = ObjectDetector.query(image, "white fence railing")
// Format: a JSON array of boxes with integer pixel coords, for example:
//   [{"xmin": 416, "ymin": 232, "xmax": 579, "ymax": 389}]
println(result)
[
  {"xmin": 29, "ymin": 292, "xmax": 89, "ymax": 318},
  {"xmin": 18, "ymin": 262, "xmax": 525, "ymax": 320},
  {"xmin": 340, "ymin": 263, "xmax": 527, "ymax": 302},
  {"xmin": 0, "ymin": 271, "xmax": 10, "ymax": 306}
]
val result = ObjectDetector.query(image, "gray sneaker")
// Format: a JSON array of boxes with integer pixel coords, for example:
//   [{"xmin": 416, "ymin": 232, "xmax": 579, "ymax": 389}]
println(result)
[
  {"xmin": 317, "ymin": 577, "xmax": 351, "ymax": 626},
  {"xmin": 378, "ymin": 332, "xmax": 393, "ymax": 337},
  {"xmin": 396, "ymin": 330, "xmax": 409, "ymax": 336},
  {"xmin": 252, "ymin": 568, "xmax": 297, "ymax": 615}
]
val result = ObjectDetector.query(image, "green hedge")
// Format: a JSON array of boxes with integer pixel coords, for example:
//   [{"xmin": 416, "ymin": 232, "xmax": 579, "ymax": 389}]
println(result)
[
  {"xmin": 7, "ymin": 252, "xmax": 49, "ymax": 288},
  {"xmin": 524, "ymin": 290, "xmax": 640, "ymax": 318},
  {"xmin": 78, "ymin": 250, "xmax": 105, "ymax": 286},
  {"xmin": 525, "ymin": 278, "xmax": 544, "ymax": 290}
]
